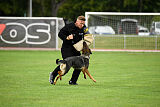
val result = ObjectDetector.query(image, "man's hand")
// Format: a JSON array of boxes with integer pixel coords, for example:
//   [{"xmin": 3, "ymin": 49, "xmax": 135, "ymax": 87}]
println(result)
[{"xmin": 66, "ymin": 34, "xmax": 73, "ymax": 40}]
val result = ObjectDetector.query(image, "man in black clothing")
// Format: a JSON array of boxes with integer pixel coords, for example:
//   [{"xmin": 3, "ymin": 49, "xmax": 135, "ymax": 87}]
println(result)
[{"xmin": 49, "ymin": 16, "xmax": 90, "ymax": 85}]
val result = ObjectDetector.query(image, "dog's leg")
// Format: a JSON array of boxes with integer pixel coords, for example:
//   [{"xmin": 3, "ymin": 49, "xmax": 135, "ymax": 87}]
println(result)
[
  {"xmin": 54, "ymin": 71, "xmax": 62, "ymax": 85},
  {"xmin": 54, "ymin": 76, "xmax": 59, "ymax": 85},
  {"xmin": 82, "ymin": 68, "xmax": 86, "ymax": 79},
  {"xmin": 58, "ymin": 71, "xmax": 63, "ymax": 80},
  {"xmin": 84, "ymin": 68, "xmax": 96, "ymax": 82}
]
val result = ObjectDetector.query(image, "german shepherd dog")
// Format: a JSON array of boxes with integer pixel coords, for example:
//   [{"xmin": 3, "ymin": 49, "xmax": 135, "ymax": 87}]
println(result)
[{"xmin": 53, "ymin": 41, "xmax": 96, "ymax": 85}]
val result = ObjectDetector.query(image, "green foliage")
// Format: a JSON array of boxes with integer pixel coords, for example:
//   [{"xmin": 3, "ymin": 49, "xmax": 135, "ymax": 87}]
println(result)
[
  {"xmin": 57, "ymin": 0, "xmax": 110, "ymax": 20},
  {"xmin": 0, "ymin": 50, "xmax": 160, "ymax": 106},
  {"xmin": 0, "ymin": 0, "xmax": 52, "ymax": 17},
  {"xmin": 58, "ymin": 0, "xmax": 160, "ymax": 20},
  {"xmin": 32, "ymin": 0, "xmax": 52, "ymax": 16},
  {"xmin": 0, "ymin": 0, "xmax": 27, "ymax": 16},
  {"xmin": 0, "ymin": 0, "xmax": 160, "ymax": 19}
]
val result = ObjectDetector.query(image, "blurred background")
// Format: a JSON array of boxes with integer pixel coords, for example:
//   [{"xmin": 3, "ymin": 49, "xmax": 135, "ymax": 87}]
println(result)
[
  {"xmin": 0, "ymin": 0, "xmax": 160, "ymax": 50},
  {"xmin": 0, "ymin": 0, "xmax": 160, "ymax": 21}
]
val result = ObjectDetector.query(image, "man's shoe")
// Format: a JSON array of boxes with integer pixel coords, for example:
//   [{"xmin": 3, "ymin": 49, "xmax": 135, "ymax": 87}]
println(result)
[
  {"xmin": 69, "ymin": 81, "xmax": 78, "ymax": 85},
  {"xmin": 49, "ymin": 72, "xmax": 54, "ymax": 84}
]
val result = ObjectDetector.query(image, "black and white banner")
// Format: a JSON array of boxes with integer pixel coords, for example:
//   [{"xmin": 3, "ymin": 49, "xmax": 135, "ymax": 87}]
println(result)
[{"xmin": 0, "ymin": 17, "xmax": 64, "ymax": 48}]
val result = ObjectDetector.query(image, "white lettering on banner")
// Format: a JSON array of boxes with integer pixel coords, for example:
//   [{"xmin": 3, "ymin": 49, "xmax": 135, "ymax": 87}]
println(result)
[
  {"xmin": 0, "ymin": 22, "xmax": 51, "ymax": 45},
  {"xmin": 10, "ymin": 29, "xmax": 17, "ymax": 38},
  {"xmin": 1, "ymin": 23, "xmax": 26, "ymax": 44},
  {"xmin": 26, "ymin": 23, "xmax": 51, "ymax": 44}
]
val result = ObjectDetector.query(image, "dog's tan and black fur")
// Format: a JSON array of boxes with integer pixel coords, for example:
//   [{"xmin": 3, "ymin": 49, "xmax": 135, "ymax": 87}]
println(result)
[{"xmin": 53, "ymin": 41, "xmax": 96, "ymax": 85}]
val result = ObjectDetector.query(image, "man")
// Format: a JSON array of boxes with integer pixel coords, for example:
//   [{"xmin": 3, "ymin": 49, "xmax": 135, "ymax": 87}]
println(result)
[{"xmin": 49, "ymin": 16, "xmax": 90, "ymax": 85}]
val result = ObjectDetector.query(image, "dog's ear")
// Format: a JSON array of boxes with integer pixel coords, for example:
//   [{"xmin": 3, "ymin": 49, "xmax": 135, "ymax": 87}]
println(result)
[{"xmin": 83, "ymin": 41, "xmax": 87, "ymax": 46}]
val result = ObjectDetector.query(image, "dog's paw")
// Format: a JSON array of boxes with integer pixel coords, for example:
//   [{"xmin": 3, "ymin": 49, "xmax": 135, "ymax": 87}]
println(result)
[
  {"xmin": 93, "ymin": 79, "xmax": 96, "ymax": 83},
  {"xmin": 53, "ymin": 82, "xmax": 56, "ymax": 85},
  {"xmin": 60, "ymin": 76, "xmax": 62, "ymax": 80},
  {"xmin": 84, "ymin": 75, "xmax": 86, "ymax": 79}
]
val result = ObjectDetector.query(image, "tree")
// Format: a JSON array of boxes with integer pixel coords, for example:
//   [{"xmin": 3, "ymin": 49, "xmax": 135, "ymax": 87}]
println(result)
[
  {"xmin": 0, "ymin": 0, "xmax": 27, "ymax": 16},
  {"xmin": 138, "ymin": 0, "xmax": 142, "ymax": 12},
  {"xmin": 32, "ymin": 0, "xmax": 51, "ymax": 17},
  {"xmin": 57, "ymin": 0, "xmax": 160, "ymax": 21},
  {"xmin": 51, "ymin": 0, "xmax": 67, "ymax": 16},
  {"xmin": 0, "ymin": 0, "xmax": 160, "ymax": 18}
]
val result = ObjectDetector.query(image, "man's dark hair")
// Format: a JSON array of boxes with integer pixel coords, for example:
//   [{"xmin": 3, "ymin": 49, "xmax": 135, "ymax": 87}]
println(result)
[{"xmin": 77, "ymin": 16, "xmax": 85, "ymax": 21}]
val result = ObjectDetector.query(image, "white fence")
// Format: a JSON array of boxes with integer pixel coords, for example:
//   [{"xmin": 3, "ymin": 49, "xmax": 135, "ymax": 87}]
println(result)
[{"xmin": 92, "ymin": 35, "xmax": 160, "ymax": 50}]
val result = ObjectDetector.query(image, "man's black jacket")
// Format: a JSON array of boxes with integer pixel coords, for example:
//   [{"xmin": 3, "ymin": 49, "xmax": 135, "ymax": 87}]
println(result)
[{"xmin": 58, "ymin": 23, "xmax": 89, "ymax": 59}]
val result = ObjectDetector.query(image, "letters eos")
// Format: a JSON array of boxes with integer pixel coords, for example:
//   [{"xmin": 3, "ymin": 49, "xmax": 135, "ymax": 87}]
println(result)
[{"xmin": 0, "ymin": 23, "xmax": 51, "ymax": 45}]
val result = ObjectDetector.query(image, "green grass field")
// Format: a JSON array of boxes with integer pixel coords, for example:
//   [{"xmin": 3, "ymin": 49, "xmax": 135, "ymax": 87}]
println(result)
[{"xmin": 0, "ymin": 50, "xmax": 160, "ymax": 107}]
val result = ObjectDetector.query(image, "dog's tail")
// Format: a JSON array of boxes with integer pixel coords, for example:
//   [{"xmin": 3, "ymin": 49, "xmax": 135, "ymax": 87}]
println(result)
[{"xmin": 56, "ymin": 59, "xmax": 66, "ymax": 65}]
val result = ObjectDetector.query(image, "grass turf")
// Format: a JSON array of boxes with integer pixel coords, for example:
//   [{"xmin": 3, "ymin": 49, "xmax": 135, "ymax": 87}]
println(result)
[{"xmin": 0, "ymin": 50, "xmax": 160, "ymax": 107}]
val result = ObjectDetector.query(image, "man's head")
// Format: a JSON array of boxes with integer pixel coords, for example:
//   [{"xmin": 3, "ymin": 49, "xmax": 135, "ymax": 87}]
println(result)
[{"xmin": 75, "ymin": 16, "xmax": 85, "ymax": 29}]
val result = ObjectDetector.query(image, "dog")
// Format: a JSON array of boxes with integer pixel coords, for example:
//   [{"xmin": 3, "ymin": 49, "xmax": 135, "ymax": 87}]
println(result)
[{"xmin": 53, "ymin": 41, "xmax": 96, "ymax": 85}]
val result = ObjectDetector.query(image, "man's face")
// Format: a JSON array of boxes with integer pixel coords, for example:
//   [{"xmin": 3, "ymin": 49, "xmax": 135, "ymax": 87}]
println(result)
[{"xmin": 75, "ymin": 19, "xmax": 85, "ymax": 29}]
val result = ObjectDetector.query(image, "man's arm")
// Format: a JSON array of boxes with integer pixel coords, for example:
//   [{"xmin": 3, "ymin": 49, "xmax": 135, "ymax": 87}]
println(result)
[
  {"xmin": 58, "ymin": 26, "xmax": 73, "ymax": 41},
  {"xmin": 58, "ymin": 27, "xmax": 68, "ymax": 41}
]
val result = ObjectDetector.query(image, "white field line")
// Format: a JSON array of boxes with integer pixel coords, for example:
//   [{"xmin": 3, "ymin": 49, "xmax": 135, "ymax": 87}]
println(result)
[
  {"xmin": 92, "ymin": 49, "xmax": 160, "ymax": 52},
  {"xmin": 0, "ymin": 47, "xmax": 160, "ymax": 52}
]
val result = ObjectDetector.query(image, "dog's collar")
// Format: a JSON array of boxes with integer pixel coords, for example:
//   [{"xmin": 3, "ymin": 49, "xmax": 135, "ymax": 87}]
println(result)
[{"xmin": 81, "ymin": 54, "xmax": 90, "ymax": 59}]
